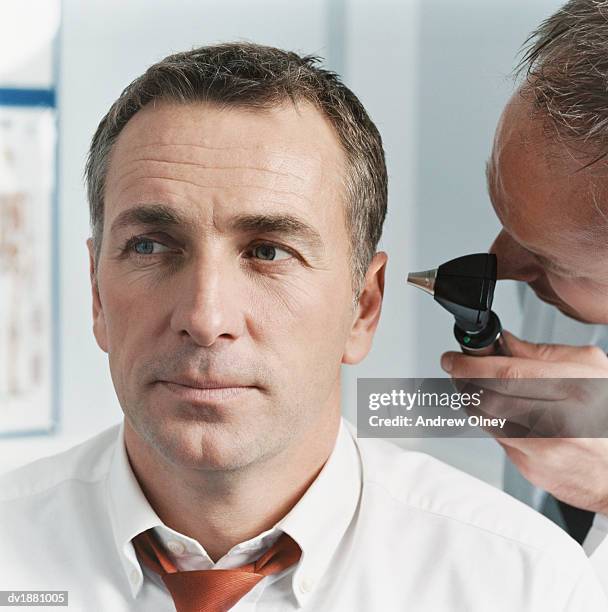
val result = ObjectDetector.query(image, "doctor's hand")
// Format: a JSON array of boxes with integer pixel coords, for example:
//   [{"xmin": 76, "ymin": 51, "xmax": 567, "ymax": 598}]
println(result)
[{"xmin": 441, "ymin": 331, "xmax": 608, "ymax": 515}]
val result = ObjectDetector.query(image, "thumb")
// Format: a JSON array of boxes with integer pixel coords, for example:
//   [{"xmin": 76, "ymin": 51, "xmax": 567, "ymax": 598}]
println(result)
[
  {"xmin": 502, "ymin": 330, "xmax": 605, "ymax": 365},
  {"xmin": 501, "ymin": 331, "xmax": 547, "ymax": 359}
]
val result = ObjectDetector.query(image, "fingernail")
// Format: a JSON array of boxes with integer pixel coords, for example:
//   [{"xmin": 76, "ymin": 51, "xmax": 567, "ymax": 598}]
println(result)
[{"xmin": 441, "ymin": 353, "xmax": 453, "ymax": 373}]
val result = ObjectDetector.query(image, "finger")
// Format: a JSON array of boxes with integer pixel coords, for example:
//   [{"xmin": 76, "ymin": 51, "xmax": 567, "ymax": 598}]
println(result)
[
  {"xmin": 468, "ymin": 382, "xmax": 603, "ymax": 435},
  {"xmin": 465, "ymin": 401, "xmax": 532, "ymax": 438},
  {"xmin": 441, "ymin": 354, "xmax": 597, "ymax": 395},
  {"xmin": 457, "ymin": 377, "xmax": 568, "ymax": 401},
  {"xmin": 469, "ymin": 388, "xmax": 550, "ymax": 424},
  {"xmin": 495, "ymin": 436, "xmax": 556, "ymax": 454},
  {"xmin": 469, "ymin": 376, "xmax": 603, "ymax": 403},
  {"xmin": 499, "ymin": 442, "xmax": 531, "ymax": 468},
  {"xmin": 502, "ymin": 331, "xmax": 608, "ymax": 367}
]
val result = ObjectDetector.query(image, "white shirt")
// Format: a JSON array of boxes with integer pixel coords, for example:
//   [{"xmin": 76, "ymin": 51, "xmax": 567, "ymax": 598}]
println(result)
[
  {"xmin": 512, "ymin": 284, "xmax": 608, "ymax": 593},
  {"xmin": 0, "ymin": 418, "xmax": 606, "ymax": 611}
]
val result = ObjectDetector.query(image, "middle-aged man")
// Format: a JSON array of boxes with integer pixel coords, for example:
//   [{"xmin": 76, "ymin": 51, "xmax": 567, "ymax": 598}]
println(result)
[
  {"xmin": 440, "ymin": 0, "xmax": 608, "ymax": 596},
  {"xmin": 1, "ymin": 43, "xmax": 606, "ymax": 611}
]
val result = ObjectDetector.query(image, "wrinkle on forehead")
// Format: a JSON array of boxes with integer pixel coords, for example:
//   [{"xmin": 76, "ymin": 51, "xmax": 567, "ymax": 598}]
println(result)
[
  {"xmin": 109, "ymin": 99, "xmax": 341, "ymax": 174},
  {"xmin": 105, "ymin": 102, "xmax": 345, "ymax": 212},
  {"xmin": 111, "ymin": 169, "xmax": 316, "ymax": 210},
  {"xmin": 103, "ymin": 101, "xmax": 348, "ymax": 244},
  {"xmin": 115, "ymin": 142, "xmax": 314, "ymax": 183},
  {"xmin": 109, "ymin": 146, "xmax": 320, "ymax": 207}
]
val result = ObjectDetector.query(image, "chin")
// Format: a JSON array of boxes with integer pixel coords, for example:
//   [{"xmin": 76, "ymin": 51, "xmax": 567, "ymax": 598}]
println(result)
[
  {"xmin": 535, "ymin": 293, "xmax": 596, "ymax": 324},
  {"xmin": 529, "ymin": 284, "xmax": 594, "ymax": 324},
  {"xmin": 166, "ymin": 422, "xmax": 262, "ymax": 471},
  {"xmin": 554, "ymin": 305, "xmax": 597, "ymax": 324},
  {"xmin": 128, "ymin": 408, "xmax": 250, "ymax": 470}
]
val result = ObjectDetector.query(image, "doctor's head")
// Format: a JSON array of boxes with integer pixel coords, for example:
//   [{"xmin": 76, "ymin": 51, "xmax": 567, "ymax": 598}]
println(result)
[
  {"xmin": 487, "ymin": 0, "xmax": 608, "ymax": 324},
  {"xmin": 84, "ymin": 42, "xmax": 387, "ymax": 472}
]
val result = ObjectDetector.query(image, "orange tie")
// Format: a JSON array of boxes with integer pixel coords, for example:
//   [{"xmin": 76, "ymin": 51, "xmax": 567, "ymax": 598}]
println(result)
[{"xmin": 132, "ymin": 529, "xmax": 302, "ymax": 612}]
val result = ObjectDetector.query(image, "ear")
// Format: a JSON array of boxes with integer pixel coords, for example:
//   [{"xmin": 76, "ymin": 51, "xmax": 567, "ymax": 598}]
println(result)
[
  {"xmin": 342, "ymin": 251, "xmax": 387, "ymax": 365},
  {"xmin": 87, "ymin": 238, "xmax": 109, "ymax": 353}
]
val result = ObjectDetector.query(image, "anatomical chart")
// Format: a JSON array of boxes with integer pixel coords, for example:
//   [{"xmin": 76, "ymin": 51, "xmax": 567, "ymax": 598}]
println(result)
[{"xmin": 0, "ymin": 105, "xmax": 55, "ymax": 434}]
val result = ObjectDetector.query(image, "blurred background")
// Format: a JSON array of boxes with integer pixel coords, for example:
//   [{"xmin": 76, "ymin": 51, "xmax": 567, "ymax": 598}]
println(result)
[{"xmin": 0, "ymin": 0, "xmax": 565, "ymax": 484}]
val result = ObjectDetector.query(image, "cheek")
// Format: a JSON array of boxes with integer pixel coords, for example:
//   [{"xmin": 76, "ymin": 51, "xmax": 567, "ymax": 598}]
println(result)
[
  {"xmin": 103, "ymin": 275, "xmax": 164, "ymax": 340},
  {"xmin": 263, "ymin": 273, "xmax": 351, "ymax": 335},
  {"xmin": 100, "ymin": 272, "xmax": 171, "ymax": 384},
  {"xmin": 252, "ymin": 268, "xmax": 353, "ymax": 368},
  {"xmin": 547, "ymin": 275, "xmax": 608, "ymax": 323}
]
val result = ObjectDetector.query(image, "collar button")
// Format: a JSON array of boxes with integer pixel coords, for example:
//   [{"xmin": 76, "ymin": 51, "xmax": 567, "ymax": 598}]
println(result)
[
  {"xmin": 167, "ymin": 540, "xmax": 186, "ymax": 555},
  {"xmin": 299, "ymin": 577, "xmax": 314, "ymax": 593}
]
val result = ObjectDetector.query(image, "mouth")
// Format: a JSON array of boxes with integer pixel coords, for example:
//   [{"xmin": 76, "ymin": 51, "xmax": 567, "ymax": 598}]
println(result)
[{"xmin": 156, "ymin": 378, "xmax": 258, "ymax": 403}]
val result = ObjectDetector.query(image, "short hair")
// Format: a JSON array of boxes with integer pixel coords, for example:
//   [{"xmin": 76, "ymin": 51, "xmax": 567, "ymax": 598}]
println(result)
[
  {"xmin": 85, "ymin": 42, "xmax": 387, "ymax": 301},
  {"xmin": 517, "ymin": 0, "xmax": 608, "ymax": 165}
]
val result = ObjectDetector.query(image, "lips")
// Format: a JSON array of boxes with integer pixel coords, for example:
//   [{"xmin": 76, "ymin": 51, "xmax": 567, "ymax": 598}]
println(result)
[
  {"xmin": 156, "ymin": 378, "xmax": 257, "ymax": 405},
  {"xmin": 155, "ymin": 375, "xmax": 257, "ymax": 404},
  {"xmin": 161, "ymin": 376, "xmax": 253, "ymax": 390}
]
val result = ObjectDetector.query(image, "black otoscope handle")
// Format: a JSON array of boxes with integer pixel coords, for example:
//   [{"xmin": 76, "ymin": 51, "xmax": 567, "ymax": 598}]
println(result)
[{"xmin": 453, "ymin": 310, "xmax": 511, "ymax": 357}]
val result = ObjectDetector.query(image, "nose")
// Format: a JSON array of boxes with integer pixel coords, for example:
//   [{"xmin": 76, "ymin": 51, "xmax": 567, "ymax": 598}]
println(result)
[
  {"xmin": 489, "ymin": 229, "xmax": 541, "ymax": 283},
  {"xmin": 170, "ymin": 256, "xmax": 245, "ymax": 347}
]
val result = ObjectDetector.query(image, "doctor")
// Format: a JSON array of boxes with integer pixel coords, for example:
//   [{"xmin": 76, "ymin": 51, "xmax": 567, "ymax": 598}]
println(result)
[{"xmin": 440, "ymin": 0, "xmax": 608, "ymax": 583}]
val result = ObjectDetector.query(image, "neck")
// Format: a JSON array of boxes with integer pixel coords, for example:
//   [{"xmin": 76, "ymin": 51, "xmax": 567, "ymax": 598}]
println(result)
[{"xmin": 124, "ymin": 409, "xmax": 341, "ymax": 562}]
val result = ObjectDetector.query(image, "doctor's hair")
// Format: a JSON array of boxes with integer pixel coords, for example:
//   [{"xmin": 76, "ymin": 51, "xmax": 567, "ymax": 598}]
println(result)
[
  {"xmin": 85, "ymin": 41, "xmax": 387, "ymax": 302},
  {"xmin": 517, "ymin": 0, "xmax": 608, "ymax": 166}
]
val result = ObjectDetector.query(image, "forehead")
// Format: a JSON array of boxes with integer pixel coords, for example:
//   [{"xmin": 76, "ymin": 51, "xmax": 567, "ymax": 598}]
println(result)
[
  {"xmin": 489, "ymin": 94, "xmax": 608, "ymax": 253},
  {"xmin": 104, "ymin": 100, "xmax": 346, "ymax": 227},
  {"xmin": 112, "ymin": 98, "xmax": 341, "ymax": 162}
]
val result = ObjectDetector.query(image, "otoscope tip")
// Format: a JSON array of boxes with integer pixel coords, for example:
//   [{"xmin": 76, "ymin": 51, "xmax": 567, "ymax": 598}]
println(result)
[{"xmin": 406, "ymin": 269, "xmax": 437, "ymax": 296}]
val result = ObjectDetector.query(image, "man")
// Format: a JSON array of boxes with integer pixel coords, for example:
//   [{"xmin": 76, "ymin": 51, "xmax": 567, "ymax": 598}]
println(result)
[
  {"xmin": 440, "ymin": 0, "xmax": 608, "ymax": 590},
  {"xmin": 1, "ymin": 43, "xmax": 605, "ymax": 611}
]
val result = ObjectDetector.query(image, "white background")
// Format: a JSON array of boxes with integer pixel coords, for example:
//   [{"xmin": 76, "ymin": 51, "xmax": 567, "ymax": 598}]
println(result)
[{"xmin": 0, "ymin": 0, "xmax": 565, "ymax": 484}]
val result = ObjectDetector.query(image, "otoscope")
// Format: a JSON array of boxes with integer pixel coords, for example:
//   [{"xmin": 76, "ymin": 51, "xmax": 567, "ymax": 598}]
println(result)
[{"xmin": 407, "ymin": 253, "xmax": 510, "ymax": 357}]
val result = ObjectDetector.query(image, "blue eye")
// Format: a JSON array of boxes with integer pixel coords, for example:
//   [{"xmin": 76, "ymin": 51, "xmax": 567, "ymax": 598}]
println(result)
[
  {"xmin": 131, "ymin": 238, "xmax": 170, "ymax": 255},
  {"xmin": 252, "ymin": 244, "xmax": 291, "ymax": 261}
]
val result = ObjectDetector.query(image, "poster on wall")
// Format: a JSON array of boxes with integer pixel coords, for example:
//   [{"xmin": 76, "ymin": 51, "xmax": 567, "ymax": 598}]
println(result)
[
  {"xmin": 0, "ymin": 0, "xmax": 60, "ymax": 436},
  {"xmin": 0, "ymin": 101, "xmax": 57, "ymax": 435}
]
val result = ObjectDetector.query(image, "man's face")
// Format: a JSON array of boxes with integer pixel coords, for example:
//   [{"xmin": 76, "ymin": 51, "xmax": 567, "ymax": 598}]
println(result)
[
  {"xmin": 89, "ymin": 101, "xmax": 368, "ymax": 471},
  {"xmin": 488, "ymin": 92, "xmax": 608, "ymax": 324}
]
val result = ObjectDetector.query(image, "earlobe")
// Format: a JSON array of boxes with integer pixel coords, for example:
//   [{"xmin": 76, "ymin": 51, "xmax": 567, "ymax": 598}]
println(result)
[
  {"xmin": 87, "ymin": 238, "xmax": 109, "ymax": 353},
  {"xmin": 342, "ymin": 251, "xmax": 388, "ymax": 365}
]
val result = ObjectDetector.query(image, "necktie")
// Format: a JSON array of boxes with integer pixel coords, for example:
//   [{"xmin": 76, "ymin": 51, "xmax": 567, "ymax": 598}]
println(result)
[{"xmin": 132, "ymin": 529, "xmax": 301, "ymax": 612}]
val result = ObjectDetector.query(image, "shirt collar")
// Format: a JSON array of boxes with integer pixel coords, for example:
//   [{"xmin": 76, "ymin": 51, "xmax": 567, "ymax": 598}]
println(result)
[
  {"xmin": 105, "ymin": 420, "xmax": 161, "ymax": 598},
  {"xmin": 277, "ymin": 419, "xmax": 361, "ymax": 606},
  {"xmin": 105, "ymin": 418, "xmax": 362, "ymax": 605}
]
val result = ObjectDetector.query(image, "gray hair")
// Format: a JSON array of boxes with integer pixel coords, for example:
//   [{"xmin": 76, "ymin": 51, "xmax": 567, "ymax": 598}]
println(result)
[
  {"xmin": 85, "ymin": 42, "xmax": 387, "ymax": 301},
  {"xmin": 517, "ymin": 0, "xmax": 608, "ymax": 165}
]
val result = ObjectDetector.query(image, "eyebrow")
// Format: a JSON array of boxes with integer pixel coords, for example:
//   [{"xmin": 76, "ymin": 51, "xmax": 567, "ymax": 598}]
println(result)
[
  {"xmin": 231, "ymin": 213, "xmax": 324, "ymax": 251},
  {"xmin": 109, "ymin": 204, "xmax": 324, "ymax": 251},
  {"xmin": 110, "ymin": 204, "xmax": 184, "ymax": 233}
]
